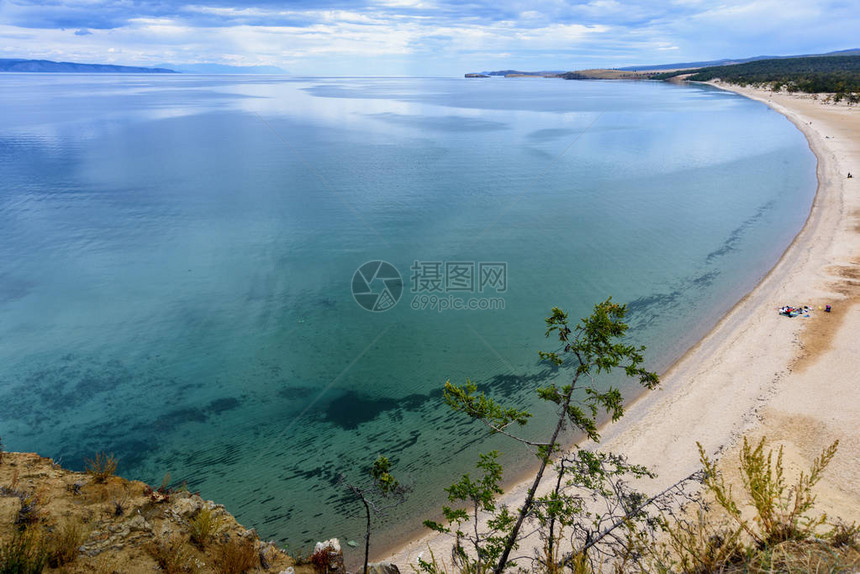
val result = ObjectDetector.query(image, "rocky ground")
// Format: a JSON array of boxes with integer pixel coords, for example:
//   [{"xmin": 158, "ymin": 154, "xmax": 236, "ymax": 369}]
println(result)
[{"xmin": 0, "ymin": 451, "xmax": 316, "ymax": 573}]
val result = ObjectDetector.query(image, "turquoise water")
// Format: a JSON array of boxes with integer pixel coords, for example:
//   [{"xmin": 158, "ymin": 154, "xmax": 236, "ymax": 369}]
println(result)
[{"xmin": 0, "ymin": 75, "xmax": 815, "ymax": 554}]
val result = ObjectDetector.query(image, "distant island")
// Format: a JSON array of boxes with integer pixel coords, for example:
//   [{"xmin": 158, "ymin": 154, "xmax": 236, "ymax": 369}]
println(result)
[
  {"xmin": 0, "ymin": 58, "xmax": 176, "ymax": 73},
  {"xmin": 465, "ymin": 70, "xmax": 563, "ymax": 78}
]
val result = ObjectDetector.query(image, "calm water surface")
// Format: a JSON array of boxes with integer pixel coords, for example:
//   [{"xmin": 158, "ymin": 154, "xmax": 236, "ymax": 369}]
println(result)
[{"xmin": 0, "ymin": 75, "xmax": 815, "ymax": 554}]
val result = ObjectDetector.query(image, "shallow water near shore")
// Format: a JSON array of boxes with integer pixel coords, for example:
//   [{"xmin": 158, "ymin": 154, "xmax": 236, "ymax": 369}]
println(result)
[{"xmin": 0, "ymin": 75, "xmax": 815, "ymax": 555}]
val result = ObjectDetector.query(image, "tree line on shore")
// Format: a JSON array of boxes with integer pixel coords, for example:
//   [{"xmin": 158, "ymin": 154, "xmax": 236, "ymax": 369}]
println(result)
[{"xmin": 654, "ymin": 55, "xmax": 860, "ymax": 99}]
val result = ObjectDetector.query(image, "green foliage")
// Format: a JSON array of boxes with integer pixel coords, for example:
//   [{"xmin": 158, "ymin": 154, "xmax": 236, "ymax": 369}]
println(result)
[
  {"xmin": 346, "ymin": 455, "xmax": 409, "ymax": 574},
  {"xmin": 655, "ymin": 55, "xmax": 860, "ymax": 94},
  {"xmin": 414, "ymin": 545, "xmax": 450, "ymax": 574},
  {"xmin": 650, "ymin": 437, "xmax": 855, "ymax": 574},
  {"xmin": 424, "ymin": 452, "xmax": 512, "ymax": 574},
  {"xmin": 701, "ymin": 437, "xmax": 839, "ymax": 546},
  {"xmin": 443, "ymin": 381, "xmax": 532, "ymax": 433},
  {"xmin": 84, "ymin": 452, "xmax": 118, "ymax": 484},
  {"xmin": 427, "ymin": 299, "xmax": 662, "ymax": 574},
  {"xmin": 370, "ymin": 455, "xmax": 400, "ymax": 495},
  {"xmin": 658, "ymin": 508, "xmax": 746, "ymax": 573},
  {"xmin": 189, "ymin": 506, "xmax": 223, "ymax": 548},
  {"xmin": 0, "ymin": 530, "xmax": 48, "ymax": 574}
]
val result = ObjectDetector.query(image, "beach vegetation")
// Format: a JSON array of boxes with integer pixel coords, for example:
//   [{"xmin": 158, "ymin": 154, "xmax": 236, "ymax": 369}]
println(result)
[
  {"xmin": 418, "ymin": 301, "xmax": 858, "ymax": 574},
  {"xmin": 649, "ymin": 437, "xmax": 858, "ymax": 573},
  {"xmin": 701, "ymin": 437, "xmax": 837, "ymax": 545}
]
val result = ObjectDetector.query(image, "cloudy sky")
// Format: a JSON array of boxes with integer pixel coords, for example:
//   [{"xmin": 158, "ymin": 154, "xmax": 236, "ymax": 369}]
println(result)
[{"xmin": 0, "ymin": 0, "xmax": 857, "ymax": 75}]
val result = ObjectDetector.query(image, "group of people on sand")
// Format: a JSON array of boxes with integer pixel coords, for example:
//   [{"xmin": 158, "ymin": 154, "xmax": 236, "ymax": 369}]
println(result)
[
  {"xmin": 779, "ymin": 304, "xmax": 831, "ymax": 317},
  {"xmin": 779, "ymin": 305, "xmax": 809, "ymax": 317}
]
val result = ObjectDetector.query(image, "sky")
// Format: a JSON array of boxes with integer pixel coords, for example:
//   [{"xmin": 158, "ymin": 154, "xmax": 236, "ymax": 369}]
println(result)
[{"xmin": 0, "ymin": 0, "xmax": 857, "ymax": 76}]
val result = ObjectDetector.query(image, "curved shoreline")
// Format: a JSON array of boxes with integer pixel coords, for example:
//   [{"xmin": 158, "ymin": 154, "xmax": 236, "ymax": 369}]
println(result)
[{"xmin": 382, "ymin": 83, "xmax": 859, "ymax": 568}]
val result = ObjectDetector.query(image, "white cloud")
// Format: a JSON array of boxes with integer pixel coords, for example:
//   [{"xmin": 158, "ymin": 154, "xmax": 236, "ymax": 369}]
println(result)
[{"xmin": 0, "ymin": 0, "xmax": 855, "ymax": 75}]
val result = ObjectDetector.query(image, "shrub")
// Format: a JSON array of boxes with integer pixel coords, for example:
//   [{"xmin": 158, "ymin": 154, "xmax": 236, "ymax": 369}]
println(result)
[
  {"xmin": 701, "ymin": 437, "xmax": 838, "ymax": 545},
  {"xmin": 144, "ymin": 473, "xmax": 175, "ymax": 503},
  {"xmin": 47, "ymin": 518, "xmax": 89, "ymax": 567},
  {"xmin": 0, "ymin": 529, "xmax": 48, "ymax": 574},
  {"xmin": 650, "ymin": 437, "xmax": 854, "ymax": 573},
  {"xmin": 148, "ymin": 534, "xmax": 192, "ymax": 574},
  {"xmin": 188, "ymin": 506, "xmax": 223, "ymax": 548},
  {"xmin": 85, "ymin": 452, "xmax": 118, "ymax": 484},
  {"xmin": 214, "ymin": 536, "xmax": 258, "ymax": 574},
  {"xmin": 15, "ymin": 493, "xmax": 43, "ymax": 530}
]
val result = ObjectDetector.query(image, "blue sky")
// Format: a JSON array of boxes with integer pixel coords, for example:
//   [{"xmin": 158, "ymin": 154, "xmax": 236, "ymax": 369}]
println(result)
[{"xmin": 0, "ymin": 0, "xmax": 857, "ymax": 75}]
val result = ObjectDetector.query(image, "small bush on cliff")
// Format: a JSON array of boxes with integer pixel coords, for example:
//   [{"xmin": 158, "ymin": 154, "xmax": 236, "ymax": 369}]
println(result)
[
  {"xmin": 0, "ymin": 529, "xmax": 48, "ymax": 574},
  {"xmin": 46, "ymin": 518, "xmax": 89, "ymax": 567},
  {"xmin": 14, "ymin": 492, "xmax": 44, "ymax": 531},
  {"xmin": 148, "ymin": 534, "xmax": 193, "ymax": 574},
  {"xmin": 189, "ymin": 506, "xmax": 224, "ymax": 548},
  {"xmin": 214, "ymin": 536, "xmax": 258, "ymax": 574},
  {"xmin": 84, "ymin": 452, "xmax": 118, "ymax": 484}
]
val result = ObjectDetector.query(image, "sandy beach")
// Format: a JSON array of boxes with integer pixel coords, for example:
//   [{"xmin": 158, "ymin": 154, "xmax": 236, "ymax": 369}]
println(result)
[{"xmin": 383, "ymin": 83, "xmax": 859, "ymax": 568}]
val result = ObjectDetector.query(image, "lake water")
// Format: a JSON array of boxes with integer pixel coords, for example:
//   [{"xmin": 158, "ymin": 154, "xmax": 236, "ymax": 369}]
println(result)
[{"xmin": 0, "ymin": 74, "xmax": 816, "ymax": 555}]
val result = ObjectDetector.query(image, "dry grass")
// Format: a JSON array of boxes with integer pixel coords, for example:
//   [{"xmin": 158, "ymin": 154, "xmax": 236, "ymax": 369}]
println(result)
[
  {"xmin": 214, "ymin": 536, "xmax": 258, "ymax": 574},
  {"xmin": 0, "ymin": 529, "xmax": 48, "ymax": 574},
  {"xmin": 85, "ymin": 452, "xmax": 118, "ymax": 484},
  {"xmin": 729, "ymin": 539, "xmax": 860, "ymax": 573},
  {"xmin": 46, "ymin": 517, "xmax": 90, "ymax": 567},
  {"xmin": 0, "ymin": 452, "xmax": 301, "ymax": 574},
  {"xmin": 148, "ymin": 534, "xmax": 194, "ymax": 574}
]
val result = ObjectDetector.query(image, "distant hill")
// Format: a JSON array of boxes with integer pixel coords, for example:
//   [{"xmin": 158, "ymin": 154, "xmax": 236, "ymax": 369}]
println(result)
[
  {"xmin": 616, "ymin": 49, "xmax": 860, "ymax": 72},
  {"xmin": 158, "ymin": 63, "xmax": 287, "ymax": 75},
  {"xmin": 654, "ymin": 55, "xmax": 860, "ymax": 95},
  {"xmin": 468, "ymin": 49, "xmax": 860, "ymax": 79},
  {"xmin": 0, "ymin": 59, "xmax": 176, "ymax": 73}
]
